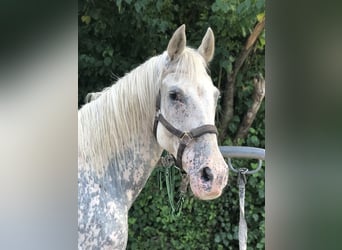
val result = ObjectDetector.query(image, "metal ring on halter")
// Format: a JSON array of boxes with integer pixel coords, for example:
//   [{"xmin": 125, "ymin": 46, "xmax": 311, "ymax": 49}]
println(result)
[{"xmin": 227, "ymin": 158, "xmax": 263, "ymax": 175}]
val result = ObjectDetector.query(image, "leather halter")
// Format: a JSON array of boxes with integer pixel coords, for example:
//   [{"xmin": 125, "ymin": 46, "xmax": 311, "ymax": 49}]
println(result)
[{"xmin": 153, "ymin": 90, "xmax": 218, "ymax": 168}]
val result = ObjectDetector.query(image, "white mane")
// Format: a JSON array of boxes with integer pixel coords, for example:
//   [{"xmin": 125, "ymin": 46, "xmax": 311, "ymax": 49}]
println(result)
[{"xmin": 78, "ymin": 48, "xmax": 209, "ymax": 172}]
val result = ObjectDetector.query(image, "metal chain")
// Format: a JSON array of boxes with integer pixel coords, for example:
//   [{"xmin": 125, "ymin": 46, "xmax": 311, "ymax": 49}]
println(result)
[{"xmin": 227, "ymin": 158, "xmax": 263, "ymax": 174}]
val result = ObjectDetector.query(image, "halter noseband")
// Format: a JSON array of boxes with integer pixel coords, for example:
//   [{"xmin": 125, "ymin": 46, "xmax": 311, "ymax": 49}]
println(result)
[{"xmin": 153, "ymin": 90, "xmax": 218, "ymax": 168}]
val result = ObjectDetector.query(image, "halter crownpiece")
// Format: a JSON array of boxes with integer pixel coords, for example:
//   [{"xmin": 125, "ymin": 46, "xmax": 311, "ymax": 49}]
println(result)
[{"xmin": 153, "ymin": 90, "xmax": 218, "ymax": 168}]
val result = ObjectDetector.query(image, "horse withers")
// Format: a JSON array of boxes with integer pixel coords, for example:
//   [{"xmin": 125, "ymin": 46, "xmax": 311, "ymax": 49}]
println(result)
[{"xmin": 78, "ymin": 25, "xmax": 228, "ymax": 249}]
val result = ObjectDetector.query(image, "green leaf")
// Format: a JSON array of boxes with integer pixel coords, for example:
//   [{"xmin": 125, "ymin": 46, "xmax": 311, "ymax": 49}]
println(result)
[
  {"xmin": 81, "ymin": 15, "xmax": 91, "ymax": 25},
  {"xmin": 104, "ymin": 57, "xmax": 112, "ymax": 66},
  {"xmin": 241, "ymin": 25, "xmax": 246, "ymax": 37},
  {"xmin": 253, "ymin": 213, "xmax": 259, "ymax": 221},
  {"xmin": 249, "ymin": 127, "xmax": 256, "ymax": 134},
  {"xmin": 228, "ymin": 122, "xmax": 237, "ymax": 133},
  {"xmin": 248, "ymin": 135, "xmax": 260, "ymax": 146},
  {"xmin": 257, "ymin": 12, "xmax": 265, "ymax": 22}
]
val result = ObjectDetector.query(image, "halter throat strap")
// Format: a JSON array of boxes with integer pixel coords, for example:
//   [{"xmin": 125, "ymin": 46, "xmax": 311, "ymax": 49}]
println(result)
[{"xmin": 153, "ymin": 90, "xmax": 218, "ymax": 168}]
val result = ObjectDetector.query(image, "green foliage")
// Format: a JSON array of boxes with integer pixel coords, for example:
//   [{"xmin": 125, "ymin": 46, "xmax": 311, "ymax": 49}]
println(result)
[
  {"xmin": 127, "ymin": 160, "xmax": 265, "ymax": 249},
  {"xmin": 79, "ymin": 0, "xmax": 265, "ymax": 249}
]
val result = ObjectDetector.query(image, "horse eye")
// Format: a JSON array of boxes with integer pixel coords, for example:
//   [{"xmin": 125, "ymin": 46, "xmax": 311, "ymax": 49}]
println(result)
[{"xmin": 169, "ymin": 91, "xmax": 179, "ymax": 101}]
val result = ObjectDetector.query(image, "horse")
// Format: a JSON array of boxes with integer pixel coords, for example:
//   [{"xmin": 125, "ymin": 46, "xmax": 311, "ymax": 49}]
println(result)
[{"xmin": 78, "ymin": 24, "xmax": 229, "ymax": 249}]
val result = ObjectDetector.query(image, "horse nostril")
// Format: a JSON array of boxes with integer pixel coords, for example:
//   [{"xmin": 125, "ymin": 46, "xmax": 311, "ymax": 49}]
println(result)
[{"xmin": 201, "ymin": 167, "xmax": 213, "ymax": 182}]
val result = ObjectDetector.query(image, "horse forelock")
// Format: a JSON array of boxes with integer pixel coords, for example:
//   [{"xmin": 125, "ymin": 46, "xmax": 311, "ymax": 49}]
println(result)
[{"xmin": 171, "ymin": 47, "xmax": 209, "ymax": 84}]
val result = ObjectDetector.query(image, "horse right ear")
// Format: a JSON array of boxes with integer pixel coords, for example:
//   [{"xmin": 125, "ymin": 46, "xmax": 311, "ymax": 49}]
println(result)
[
  {"xmin": 167, "ymin": 24, "xmax": 186, "ymax": 61},
  {"xmin": 85, "ymin": 92, "xmax": 101, "ymax": 103},
  {"xmin": 84, "ymin": 93, "xmax": 95, "ymax": 103}
]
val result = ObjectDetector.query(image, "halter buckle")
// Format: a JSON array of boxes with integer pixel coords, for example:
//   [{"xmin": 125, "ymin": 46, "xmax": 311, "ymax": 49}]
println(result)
[{"xmin": 180, "ymin": 132, "xmax": 193, "ymax": 145}]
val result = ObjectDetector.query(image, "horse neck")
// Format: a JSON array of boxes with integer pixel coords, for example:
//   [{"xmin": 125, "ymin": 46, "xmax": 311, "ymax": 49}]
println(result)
[
  {"xmin": 113, "ymin": 134, "xmax": 163, "ymax": 208},
  {"xmin": 78, "ymin": 54, "xmax": 166, "ymax": 208}
]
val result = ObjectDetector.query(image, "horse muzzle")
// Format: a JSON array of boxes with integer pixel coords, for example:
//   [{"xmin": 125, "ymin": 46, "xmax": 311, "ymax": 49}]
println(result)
[
  {"xmin": 189, "ymin": 167, "xmax": 227, "ymax": 200},
  {"xmin": 183, "ymin": 137, "xmax": 228, "ymax": 200}
]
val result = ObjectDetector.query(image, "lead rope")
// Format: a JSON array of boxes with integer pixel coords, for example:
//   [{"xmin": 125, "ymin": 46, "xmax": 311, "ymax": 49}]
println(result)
[
  {"xmin": 160, "ymin": 152, "xmax": 188, "ymax": 216},
  {"xmin": 228, "ymin": 158, "xmax": 264, "ymax": 250},
  {"xmin": 238, "ymin": 168, "xmax": 248, "ymax": 250},
  {"xmin": 161, "ymin": 153, "xmax": 177, "ymax": 214},
  {"xmin": 175, "ymin": 172, "xmax": 189, "ymax": 216}
]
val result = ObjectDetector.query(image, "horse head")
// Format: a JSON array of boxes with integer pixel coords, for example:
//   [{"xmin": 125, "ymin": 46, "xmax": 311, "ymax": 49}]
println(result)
[{"xmin": 155, "ymin": 25, "xmax": 228, "ymax": 200}]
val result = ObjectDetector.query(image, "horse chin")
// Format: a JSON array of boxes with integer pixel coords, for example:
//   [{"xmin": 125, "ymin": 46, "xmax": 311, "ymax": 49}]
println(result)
[{"xmin": 189, "ymin": 176, "xmax": 223, "ymax": 200}]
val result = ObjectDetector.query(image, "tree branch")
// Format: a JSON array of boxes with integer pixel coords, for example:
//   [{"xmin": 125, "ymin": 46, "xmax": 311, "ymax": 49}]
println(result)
[
  {"xmin": 234, "ymin": 74, "xmax": 265, "ymax": 143},
  {"xmin": 218, "ymin": 16, "xmax": 265, "ymax": 143}
]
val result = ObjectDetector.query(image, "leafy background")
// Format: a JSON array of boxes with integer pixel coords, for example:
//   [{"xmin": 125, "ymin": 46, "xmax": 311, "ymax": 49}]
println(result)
[{"xmin": 79, "ymin": 0, "xmax": 265, "ymax": 249}]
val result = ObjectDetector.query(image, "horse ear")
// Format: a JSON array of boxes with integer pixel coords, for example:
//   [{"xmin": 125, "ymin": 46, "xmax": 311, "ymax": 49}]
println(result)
[
  {"xmin": 84, "ymin": 93, "xmax": 95, "ymax": 103},
  {"xmin": 84, "ymin": 92, "xmax": 101, "ymax": 103},
  {"xmin": 167, "ymin": 24, "xmax": 186, "ymax": 61},
  {"xmin": 198, "ymin": 27, "xmax": 215, "ymax": 63}
]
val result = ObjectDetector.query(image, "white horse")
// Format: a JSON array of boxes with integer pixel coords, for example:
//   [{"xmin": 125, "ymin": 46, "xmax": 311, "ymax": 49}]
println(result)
[{"xmin": 78, "ymin": 25, "xmax": 229, "ymax": 249}]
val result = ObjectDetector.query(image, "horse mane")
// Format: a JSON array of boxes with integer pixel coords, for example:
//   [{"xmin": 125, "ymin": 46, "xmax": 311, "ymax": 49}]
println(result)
[{"xmin": 78, "ymin": 47, "xmax": 208, "ymax": 172}]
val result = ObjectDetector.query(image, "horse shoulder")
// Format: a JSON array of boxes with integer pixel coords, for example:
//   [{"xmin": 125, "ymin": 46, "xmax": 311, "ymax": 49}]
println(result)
[{"xmin": 78, "ymin": 167, "xmax": 128, "ymax": 249}]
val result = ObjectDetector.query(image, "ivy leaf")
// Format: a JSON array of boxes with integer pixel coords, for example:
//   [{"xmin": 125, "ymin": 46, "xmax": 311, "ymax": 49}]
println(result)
[
  {"xmin": 241, "ymin": 25, "xmax": 246, "ymax": 37},
  {"xmin": 81, "ymin": 15, "xmax": 91, "ymax": 25},
  {"xmin": 248, "ymin": 135, "xmax": 260, "ymax": 146},
  {"xmin": 249, "ymin": 127, "xmax": 256, "ymax": 134},
  {"xmin": 257, "ymin": 12, "xmax": 265, "ymax": 22},
  {"xmin": 253, "ymin": 213, "xmax": 259, "ymax": 221}
]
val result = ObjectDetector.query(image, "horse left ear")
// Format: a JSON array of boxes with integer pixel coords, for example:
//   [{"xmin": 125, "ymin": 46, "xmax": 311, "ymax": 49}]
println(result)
[{"xmin": 198, "ymin": 27, "xmax": 215, "ymax": 63}]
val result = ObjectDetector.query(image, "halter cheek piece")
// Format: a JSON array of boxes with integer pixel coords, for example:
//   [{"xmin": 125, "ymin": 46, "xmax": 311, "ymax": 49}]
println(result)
[{"xmin": 153, "ymin": 90, "xmax": 218, "ymax": 168}]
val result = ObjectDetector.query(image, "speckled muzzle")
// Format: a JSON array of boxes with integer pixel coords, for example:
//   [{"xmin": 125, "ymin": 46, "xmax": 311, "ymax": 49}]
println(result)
[{"xmin": 182, "ymin": 134, "xmax": 228, "ymax": 200}]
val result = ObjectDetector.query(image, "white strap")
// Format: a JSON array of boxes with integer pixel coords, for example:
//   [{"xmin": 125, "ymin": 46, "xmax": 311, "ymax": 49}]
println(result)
[{"xmin": 238, "ymin": 169, "xmax": 248, "ymax": 250}]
